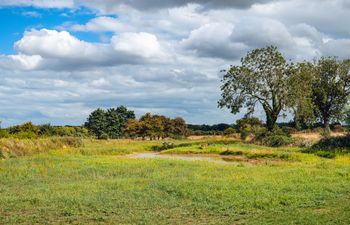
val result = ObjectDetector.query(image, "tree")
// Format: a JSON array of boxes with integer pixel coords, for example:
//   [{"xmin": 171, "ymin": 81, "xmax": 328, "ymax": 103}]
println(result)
[
  {"xmin": 311, "ymin": 57, "xmax": 350, "ymax": 133},
  {"xmin": 84, "ymin": 108, "xmax": 107, "ymax": 139},
  {"xmin": 85, "ymin": 106, "xmax": 135, "ymax": 139},
  {"xmin": 218, "ymin": 46, "xmax": 292, "ymax": 130},
  {"xmin": 169, "ymin": 117, "xmax": 188, "ymax": 138},
  {"xmin": 288, "ymin": 62, "xmax": 316, "ymax": 129}
]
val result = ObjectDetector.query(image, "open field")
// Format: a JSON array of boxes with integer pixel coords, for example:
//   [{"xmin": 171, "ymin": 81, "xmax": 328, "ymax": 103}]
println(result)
[{"xmin": 0, "ymin": 137, "xmax": 350, "ymax": 224}]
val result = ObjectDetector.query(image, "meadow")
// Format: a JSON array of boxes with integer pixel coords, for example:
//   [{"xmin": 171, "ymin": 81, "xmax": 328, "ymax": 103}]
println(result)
[{"xmin": 0, "ymin": 137, "xmax": 349, "ymax": 224}]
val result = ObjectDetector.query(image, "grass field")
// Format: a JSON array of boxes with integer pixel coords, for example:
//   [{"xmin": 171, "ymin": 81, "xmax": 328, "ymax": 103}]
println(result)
[{"xmin": 0, "ymin": 137, "xmax": 350, "ymax": 224}]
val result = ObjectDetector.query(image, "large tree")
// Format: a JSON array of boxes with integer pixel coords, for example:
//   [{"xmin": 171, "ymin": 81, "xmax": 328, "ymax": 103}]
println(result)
[
  {"xmin": 218, "ymin": 46, "xmax": 292, "ymax": 130},
  {"xmin": 311, "ymin": 57, "xmax": 350, "ymax": 133}
]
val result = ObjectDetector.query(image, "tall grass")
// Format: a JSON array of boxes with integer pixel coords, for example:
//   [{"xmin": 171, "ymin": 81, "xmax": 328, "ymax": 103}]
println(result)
[{"xmin": 0, "ymin": 137, "xmax": 83, "ymax": 158}]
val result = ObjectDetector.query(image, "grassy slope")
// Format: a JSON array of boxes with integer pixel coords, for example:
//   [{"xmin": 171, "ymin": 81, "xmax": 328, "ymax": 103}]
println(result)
[{"xmin": 0, "ymin": 138, "xmax": 350, "ymax": 224}]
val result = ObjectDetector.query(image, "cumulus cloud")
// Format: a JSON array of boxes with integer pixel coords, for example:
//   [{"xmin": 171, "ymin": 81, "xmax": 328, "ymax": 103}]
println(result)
[
  {"xmin": 181, "ymin": 22, "xmax": 247, "ymax": 59},
  {"xmin": 112, "ymin": 32, "xmax": 166, "ymax": 59},
  {"xmin": 1, "ymin": 29, "xmax": 168, "ymax": 70},
  {"xmin": 71, "ymin": 16, "xmax": 127, "ymax": 33}
]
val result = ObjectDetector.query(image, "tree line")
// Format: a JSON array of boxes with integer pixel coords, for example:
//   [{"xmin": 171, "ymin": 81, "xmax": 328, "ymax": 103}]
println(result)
[
  {"xmin": 85, "ymin": 106, "xmax": 188, "ymax": 139},
  {"xmin": 219, "ymin": 46, "xmax": 350, "ymax": 135}
]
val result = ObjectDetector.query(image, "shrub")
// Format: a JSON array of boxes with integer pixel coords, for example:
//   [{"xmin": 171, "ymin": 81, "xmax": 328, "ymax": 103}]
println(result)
[
  {"xmin": 223, "ymin": 127, "xmax": 236, "ymax": 136},
  {"xmin": 236, "ymin": 117, "xmax": 264, "ymax": 140},
  {"xmin": 99, "ymin": 133, "xmax": 109, "ymax": 140},
  {"xmin": 311, "ymin": 136, "xmax": 350, "ymax": 152},
  {"xmin": 255, "ymin": 127, "xmax": 294, "ymax": 147},
  {"xmin": 261, "ymin": 135, "xmax": 294, "ymax": 147},
  {"xmin": 0, "ymin": 129, "xmax": 10, "ymax": 138},
  {"xmin": 12, "ymin": 131, "xmax": 38, "ymax": 139}
]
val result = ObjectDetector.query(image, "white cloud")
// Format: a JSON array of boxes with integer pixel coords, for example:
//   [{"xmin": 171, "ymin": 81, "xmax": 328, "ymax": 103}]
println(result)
[
  {"xmin": 15, "ymin": 29, "xmax": 98, "ymax": 59},
  {"xmin": 1, "ymin": 29, "xmax": 168, "ymax": 71},
  {"xmin": 0, "ymin": 0, "xmax": 73, "ymax": 8},
  {"xmin": 71, "ymin": 16, "xmax": 127, "ymax": 33},
  {"xmin": 112, "ymin": 32, "xmax": 166, "ymax": 59}
]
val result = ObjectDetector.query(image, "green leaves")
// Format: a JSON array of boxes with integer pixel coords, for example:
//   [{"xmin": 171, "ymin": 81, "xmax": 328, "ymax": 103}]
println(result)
[{"xmin": 219, "ymin": 46, "xmax": 291, "ymax": 130}]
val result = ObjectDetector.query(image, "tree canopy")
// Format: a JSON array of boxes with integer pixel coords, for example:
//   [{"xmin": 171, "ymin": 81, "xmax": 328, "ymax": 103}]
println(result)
[{"xmin": 218, "ymin": 46, "xmax": 292, "ymax": 130}]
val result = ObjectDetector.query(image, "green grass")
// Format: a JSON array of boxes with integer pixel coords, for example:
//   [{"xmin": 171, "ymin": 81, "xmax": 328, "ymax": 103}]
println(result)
[{"xmin": 0, "ymin": 138, "xmax": 350, "ymax": 224}]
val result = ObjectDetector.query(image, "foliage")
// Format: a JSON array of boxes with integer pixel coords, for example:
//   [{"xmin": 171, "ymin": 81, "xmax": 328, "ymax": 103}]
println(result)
[
  {"xmin": 85, "ymin": 106, "xmax": 135, "ymax": 139},
  {"xmin": 124, "ymin": 113, "xmax": 188, "ymax": 139},
  {"xmin": 289, "ymin": 62, "xmax": 316, "ymax": 129},
  {"xmin": 236, "ymin": 117, "xmax": 264, "ymax": 140},
  {"xmin": 260, "ymin": 134, "xmax": 294, "ymax": 147},
  {"xmin": 310, "ymin": 135, "xmax": 350, "ymax": 152},
  {"xmin": 9, "ymin": 121, "xmax": 39, "ymax": 134},
  {"xmin": 255, "ymin": 127, "xmax": 294, "ymax": 147},
  {"xmin": 223, "ymin": 127, "xmax": 236, "ymax": 136},
  {"xmin": 311, "ymin": 57, "xmax": 350, "ymax": 133},
  {"xmin": 219, "ymin": 46, "xmax": 292, "ymax": 130}
]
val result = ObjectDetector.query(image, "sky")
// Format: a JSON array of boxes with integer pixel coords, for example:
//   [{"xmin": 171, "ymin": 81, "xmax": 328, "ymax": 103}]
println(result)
[{"xmin": 0, "ymin": 0, "xmax": 350, "ymax": 127}]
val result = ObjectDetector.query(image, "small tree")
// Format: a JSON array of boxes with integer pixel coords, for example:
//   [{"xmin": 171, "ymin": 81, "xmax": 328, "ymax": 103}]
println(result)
[
  {"xmin": 218, "ymin": 46, "xmax": 292, "ymax": 130},
  {"xmin": 311, "ymin": 57, "xmax": 350, "ymax": 134}
]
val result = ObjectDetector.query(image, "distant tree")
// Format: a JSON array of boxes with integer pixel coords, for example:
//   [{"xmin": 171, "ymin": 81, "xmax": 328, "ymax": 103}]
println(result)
[
  {"xmin": 124, "ymin": 119, "xmax": 142, "ymax": 139},
  {"xmin": 223, "ymin": 127, "xmax": 236, "ymax": 136},
  {"xmin": 311, "ymin": 57, "xmax": 350, "ymax": 134},
  {"xmin": 85, "ymin": 106, "xmax": 135, "ymax": 139},
  {"xmin": 38, "ymin": 124, "xmax": 56, "ymax": 136},
  {"xmin": 169, "ymin": 117, "xmax": 188, "ymax": 138},
  {"xmin": 124, "ymin": 113, "xmax": 188, "ymax": 139},
  {"xmin": 218, "ymin": 46, "xmax": 292, "ymax": 130},
  {"xmin": 85, "ymin": 108, "xmax": 107, "ymax": 139},
  {"xmin": 9, "ymin": 121, "xmax": 39, "ymax": 134}
]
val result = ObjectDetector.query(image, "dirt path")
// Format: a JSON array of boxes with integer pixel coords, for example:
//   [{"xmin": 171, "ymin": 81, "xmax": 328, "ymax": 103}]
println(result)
[{"xmin": 121, "ymin": 152, "xmax": 241, "ymax": 165}]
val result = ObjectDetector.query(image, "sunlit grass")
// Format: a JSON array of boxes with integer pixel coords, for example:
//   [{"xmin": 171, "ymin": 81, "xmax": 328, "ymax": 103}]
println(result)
[{"xmin": 0, "ymin": 137, "xmax": 349, "ymax": 224}]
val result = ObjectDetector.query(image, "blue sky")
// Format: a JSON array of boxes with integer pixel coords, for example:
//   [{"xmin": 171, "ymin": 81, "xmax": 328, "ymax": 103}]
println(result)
[{"xmin": 0, "ymin": 0, "xmax": 349, "ymax": 127}]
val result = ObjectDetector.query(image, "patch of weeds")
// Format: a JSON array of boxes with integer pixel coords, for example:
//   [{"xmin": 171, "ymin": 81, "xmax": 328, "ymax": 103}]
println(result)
[{"xmin": 220, "ymin": 150, "xmax": 243, "ymax": 156}]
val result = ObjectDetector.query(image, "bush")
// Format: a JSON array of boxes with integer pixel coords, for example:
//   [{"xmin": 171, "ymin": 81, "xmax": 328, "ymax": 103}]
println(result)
[
  {"xmin": 255, "ymin": 127, "xmax": 294, "ymax": 147},
  {"xmin": 12, "ymin": 131, "xmax": 38, "ymax": 139},
  {"xmin": 152, "ymin": 142, "xmax": 175, "ymax": 151},
  {"xmin": 236, "ymin": 117, "xmax": 264, "ymax": 140},
  {"xmin": 261, "ymin": 135, "xmax": 294, "ymax": 147},
  {"xmin": 99, "ymin": 133, "xmax": 109, "ymax": 140},
  {"xmin": 311, "ymin": 136, "xmax": 350, "ymax": 152},
  {"xmin": 223, "ymin": 127, "xmax": 236, "ymax": 136},
  {"xmin": 0, "ymin": 129, "xmax": 10, "ymax": 138}
]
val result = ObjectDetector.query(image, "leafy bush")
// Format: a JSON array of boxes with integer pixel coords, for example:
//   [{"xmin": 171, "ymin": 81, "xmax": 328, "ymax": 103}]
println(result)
[
  {"xmin": 99, "ymin": 133, "xmax": 109, "ymax": 140},
  {"xmin": 236, "ymin": 117, "xmax": 264, "ymax": 140},
  {"xmin": 223, "ymin": 127, "xmax": 236, "ymax": 136},
  {"xmin": 261, "ymin": 135, "xmax": 294, "ymax": 147},
  {"xmin": 0, "ymin": 129, "xmax": 10, "ymax": 138},
  {"xmin": 311, "ymin": 136, "xmax": 350, "ymax": 152},
  {"xmin": 12, "ymin": 131, "xmax": 38, "ymax": 139},
  {"xmin": 255, "ymin": 127, "xmax": 294, "ymax": 147}
]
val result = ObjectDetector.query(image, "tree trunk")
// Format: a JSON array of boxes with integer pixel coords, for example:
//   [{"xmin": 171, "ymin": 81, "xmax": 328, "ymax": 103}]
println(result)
[
  {"xmin": 323, "ymin": 117, "xmax": 331, "ymax": 137},
  {"xmin": 266, "ymin": 114, "xmax": 277, "ymax": 131}
]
